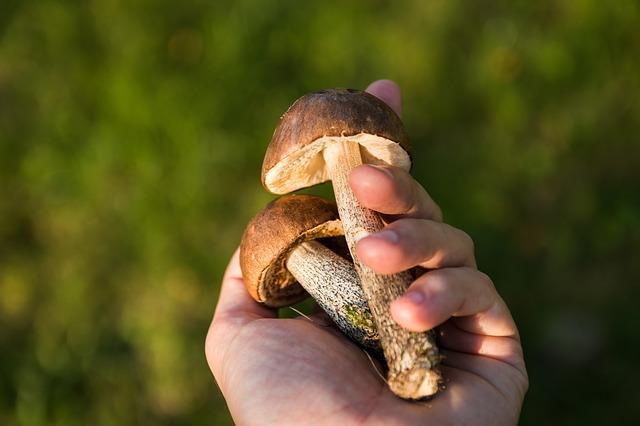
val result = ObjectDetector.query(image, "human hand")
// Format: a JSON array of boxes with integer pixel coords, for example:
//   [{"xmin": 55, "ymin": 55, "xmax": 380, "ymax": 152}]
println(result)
[{"xmin": 205, "ymin": 80, "xmax": 528, "ymax": 425}]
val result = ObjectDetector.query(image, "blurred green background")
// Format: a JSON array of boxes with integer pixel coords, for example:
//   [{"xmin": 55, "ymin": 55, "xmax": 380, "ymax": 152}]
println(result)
[{"xmin": 1, "ymin": 0, "xmax": 639, "ymax": 424}]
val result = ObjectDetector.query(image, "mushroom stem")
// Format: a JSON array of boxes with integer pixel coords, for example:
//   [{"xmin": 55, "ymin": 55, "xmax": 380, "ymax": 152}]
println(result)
[
  {"xmin": 286, "ymin": 240, "xmax": 379, "ymax": 350},
  {"xmin": 323, "ymin": 139, "xmax": 441, "ymax": 399}
]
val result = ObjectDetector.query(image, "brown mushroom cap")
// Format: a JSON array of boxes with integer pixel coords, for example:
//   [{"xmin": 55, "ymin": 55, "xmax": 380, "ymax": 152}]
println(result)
[
  {"xmin": 262, "ymin": 88, "xmax": 412, "ymax": 194},
  {"xmin": 239, "ymin": 194, "xmax": 344, "ymax": 307}
]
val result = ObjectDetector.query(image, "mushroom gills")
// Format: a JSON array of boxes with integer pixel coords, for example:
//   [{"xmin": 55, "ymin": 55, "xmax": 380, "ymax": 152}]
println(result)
[{"xmin": 264, "ymin": 133, "xmax": 411, "ymax": 195}]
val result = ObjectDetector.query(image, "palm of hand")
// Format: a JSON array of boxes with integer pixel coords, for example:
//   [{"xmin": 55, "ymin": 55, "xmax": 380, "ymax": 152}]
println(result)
[{"xmin": 211, "ymin": 310, "xmax": 524, "ymax": 426}]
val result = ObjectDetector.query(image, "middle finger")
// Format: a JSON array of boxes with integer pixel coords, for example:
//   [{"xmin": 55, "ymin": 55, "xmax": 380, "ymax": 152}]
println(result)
[{"xmin": 356, "ymin": 218, "xmax": 476, "ymax": 274}]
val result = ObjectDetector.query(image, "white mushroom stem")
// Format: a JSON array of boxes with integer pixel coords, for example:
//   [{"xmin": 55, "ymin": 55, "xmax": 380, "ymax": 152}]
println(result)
[
  {"xmin": 323, "ymin": 140, "xmax": 441, "ymax": 399},
  {"xmin": 286, "ymin": 240, "xmax": 379, "ymax": 350}
]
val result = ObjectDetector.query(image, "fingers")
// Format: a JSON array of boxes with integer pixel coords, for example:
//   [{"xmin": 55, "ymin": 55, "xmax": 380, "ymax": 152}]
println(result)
[
  {"xmin": 350, "ymin": 164, "xmax": 455, "ymax": 276},
  {"xmin": 442, "ymin": 351, "xmax": 529, "ymax": 403},
  {"xmin": 390, "ymin": 268, "xmax": 518, "ymax": 338},
  {"xmin": 437, "ymin": 322, "xmax": 525, "ymax": 371},
  {"xmin": 212, "ymin": 249, "xmax": 277, "ymax": 324},
  {"xmin": 349, "ymin": 165, "xmax": 443, "ymax": 221},
  {"xmin": 452, "ymin": 297, "xmax": 519, "ymax": 338},
  {"xmin": 356, "ymin": 218, "xmax": 475, "ymax": 274},
  {"xmin": 365, "ymin": 79, "xmax": 402, "ymax": 117}
]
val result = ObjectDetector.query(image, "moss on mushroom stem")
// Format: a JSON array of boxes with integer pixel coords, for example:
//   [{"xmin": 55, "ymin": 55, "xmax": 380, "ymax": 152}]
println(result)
[{"xmin": 344, "ymin": 304, "xmax": 378, "ymax": 339}]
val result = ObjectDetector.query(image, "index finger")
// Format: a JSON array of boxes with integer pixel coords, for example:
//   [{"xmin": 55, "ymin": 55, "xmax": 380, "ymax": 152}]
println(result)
[{"xmin": 349, "ymin": 164, "xmax": 443, "ymax": 221}]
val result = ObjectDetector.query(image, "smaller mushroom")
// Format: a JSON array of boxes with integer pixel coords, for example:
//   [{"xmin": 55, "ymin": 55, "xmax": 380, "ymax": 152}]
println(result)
[{"xmin": 240, "ymin": 194, "xmax": 379, "ymax": 350}]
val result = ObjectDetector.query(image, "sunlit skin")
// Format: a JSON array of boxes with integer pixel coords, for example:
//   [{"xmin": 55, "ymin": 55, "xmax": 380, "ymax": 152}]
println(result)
[{"xmin": 206, "ymin": 80, "xmax": 528, "ymax": 425}]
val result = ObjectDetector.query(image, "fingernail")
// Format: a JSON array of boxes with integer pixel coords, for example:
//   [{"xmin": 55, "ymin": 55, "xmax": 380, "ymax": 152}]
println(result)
[
  {"xmin": 400, "ymin": 291, "xmax": 425, "ymax": 306},
  {"xmin": 367, "ymin": 164, "xmax": 394, "ymax": 179},
  {"xmin": 352, "ymin": 228, "xmax": 371, "ymax": 244},
  {"xmin": 368, "ymin": 229, "xmax": 399, "ymax": 244}
]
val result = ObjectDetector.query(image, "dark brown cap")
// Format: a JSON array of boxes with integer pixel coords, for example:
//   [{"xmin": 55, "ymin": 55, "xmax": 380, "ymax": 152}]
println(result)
[
  {"xmin": 262, "ymin": 89, "xmax": 411, "ymax": 194},
  {"xmin": 239, "ymin": 194, "xmax": 344, "ymax": 307}
]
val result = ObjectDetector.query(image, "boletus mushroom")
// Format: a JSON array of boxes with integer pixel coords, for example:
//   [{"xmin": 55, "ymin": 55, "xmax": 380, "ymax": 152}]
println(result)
[
  {"xmin": 262, "ymin": 89, "xmax": 441, "ymax": 399},
  {"xmin": 239, "ymin": 194, "xmax": 379, "ymax": 350}
]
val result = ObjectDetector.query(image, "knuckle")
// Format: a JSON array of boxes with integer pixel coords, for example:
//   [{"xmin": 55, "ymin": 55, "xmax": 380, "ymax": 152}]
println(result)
[
  {"xmin": 519, "ymin": 369, "xmax": 530, "ymax": 396},
  {"xmin": 394, "ymin": 197, "xmax": 416, "ymax": 217},
  {"xmin": 459, "ymin": 230, "xmax": 475, "ymax": 254},
  {"xmin": 476, "ymin": 270, "xmax": 496, "ymax": 292},
  {"xmin": 393, "ymin": 217, "xmax": 424, "ymax": 239},
  {"xmin": 410, "ymin": 220, "xmax": 450, "ymax": 266},
  {"xmin": 401, "ymin": 179, "xmax": 421, "ymax": 215},
  {"xmin": 396, "ymin": 172, "xmax": 427, "ymax": 217},
  {"xmin": 432, "ymin": 205, "xmax": 444, "ymax": 222},
  {"xmin": 421, "ymin": 269, "xmax": 449, "ymax": 292}
]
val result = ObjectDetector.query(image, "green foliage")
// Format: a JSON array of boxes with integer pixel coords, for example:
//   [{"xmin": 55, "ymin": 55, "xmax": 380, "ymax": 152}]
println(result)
[{"xmin": 1, "ymin": 0, "xmax": 639, "ymax": 424}]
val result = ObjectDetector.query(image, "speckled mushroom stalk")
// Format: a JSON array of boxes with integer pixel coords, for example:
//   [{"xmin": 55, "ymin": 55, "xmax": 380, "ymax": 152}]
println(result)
[
  {"xmin": 239, "ymin": 195, "xmax": 379, "ymax": 350},
  {"xmin": 262, "ymin": 89, "xmax": 442, "ymax": 399},
  {"xmin": 285, "ymin": 240, "xmax": 379, "ymax": 350}
]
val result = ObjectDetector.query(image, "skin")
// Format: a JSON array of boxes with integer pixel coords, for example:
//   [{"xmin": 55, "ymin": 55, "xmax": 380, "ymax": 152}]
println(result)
[{"xmin": 205, "ymin": 80, "xmax": 528, "ymax": 425}]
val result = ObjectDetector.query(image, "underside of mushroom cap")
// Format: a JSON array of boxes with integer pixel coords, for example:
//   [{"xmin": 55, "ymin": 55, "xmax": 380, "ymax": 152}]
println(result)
[
  {"xmin": 239, "ymin": 195, "xmax": 345, "ymax": 307},
  {"xmin": 262, "ymin": 89, "xmax": 412, "ymax": 194}
]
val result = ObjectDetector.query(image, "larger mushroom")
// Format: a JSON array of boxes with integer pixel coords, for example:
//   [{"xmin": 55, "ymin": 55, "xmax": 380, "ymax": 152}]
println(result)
[
  {"xmin": 262, "ymin": 89, "xmax": 441, "ymax": 399},
  {"xmin": 240, "ymin": 194, "xmax": 379, "ymax": 350}
]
